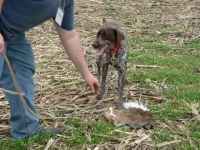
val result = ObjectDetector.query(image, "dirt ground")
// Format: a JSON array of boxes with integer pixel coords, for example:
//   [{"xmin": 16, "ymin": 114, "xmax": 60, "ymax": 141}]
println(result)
[{"xmin": 0, "ymin": 0, "xmax": 199, "ymax": 149}]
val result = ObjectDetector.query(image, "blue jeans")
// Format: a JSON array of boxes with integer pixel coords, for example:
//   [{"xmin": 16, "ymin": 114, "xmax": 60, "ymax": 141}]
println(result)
[{"xmin": 0, "ymin": 33, "xmax": 41, "ymax": 139}]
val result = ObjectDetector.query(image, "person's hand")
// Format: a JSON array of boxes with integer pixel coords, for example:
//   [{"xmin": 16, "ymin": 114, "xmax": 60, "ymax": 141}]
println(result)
[
  {"xmin": 84, "ymin": 73, "xmax": 100, "ymax": 94},
  {"xmin": 0, "ymin": 33, "xmax": 4, "ymax": 54}
]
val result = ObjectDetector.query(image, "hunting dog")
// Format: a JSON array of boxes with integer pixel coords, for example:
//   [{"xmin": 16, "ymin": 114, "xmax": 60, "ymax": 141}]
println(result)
[{"xmin": 92, "ymin": 19, "xmax": 129, "ymax": 109}]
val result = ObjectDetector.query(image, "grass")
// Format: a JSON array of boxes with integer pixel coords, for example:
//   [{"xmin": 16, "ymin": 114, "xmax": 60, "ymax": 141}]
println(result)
[
  {"xmin": 1, "ymin": 1, "xmax": 200, "ymax": 149},
  {"xmin": 64, "ymin": 118, "xmax": 130, "ymax": 147},
  {"xmin": 0, "ymin": 132, "xmax": 53, "ymax": 150},
  {"xmin": 1, "ymin": 34, "xmax": 199, "ymax": 149},
  {"xmin": 1, "ymin": 30, "xmax": 200, "ymax": 150},
  {"xmin": 1, "ymin": 33, "xmax": 200, "ymax": 150},
  {"xmin": 0, "ymin": 119, "xmax": 130, "ymax": 150},
  {"xmin": 127, "ymin": 33, "xmax": 200, "ymax": 149}
]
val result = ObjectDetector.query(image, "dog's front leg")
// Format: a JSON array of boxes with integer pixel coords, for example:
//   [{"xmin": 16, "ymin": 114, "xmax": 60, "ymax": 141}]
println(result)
[
  {"xmin": 96, "ymin": 63, "xmax": 109, "ymax": 100},
  {"xmin": 117, "ymin": 68, "xmax": 125, "ymax": 109},
  {"xmin": 96, "ymin": 57, "xmax": 102, "ymax": 83}
]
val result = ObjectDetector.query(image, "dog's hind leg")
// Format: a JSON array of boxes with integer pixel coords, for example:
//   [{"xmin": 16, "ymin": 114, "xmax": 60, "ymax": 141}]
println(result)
[
  {"xmin": 96, "ymin": 63, "xmax": 109, "ymax": 100},
  {"xmin": 116, "ymin": 54, "xmax": 127, "ymax": 109}
]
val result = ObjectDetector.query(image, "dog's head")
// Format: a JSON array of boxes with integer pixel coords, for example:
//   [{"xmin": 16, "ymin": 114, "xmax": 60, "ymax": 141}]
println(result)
[{"xmin": 92, "ymin": 24, "xmax": 124, "ymax": 56}]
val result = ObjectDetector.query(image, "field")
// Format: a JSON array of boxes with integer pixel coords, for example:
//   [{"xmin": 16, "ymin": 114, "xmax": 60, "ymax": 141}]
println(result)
[{"xmin": 0, "ymin": 0, "xmax": 200, "ymax": 149}]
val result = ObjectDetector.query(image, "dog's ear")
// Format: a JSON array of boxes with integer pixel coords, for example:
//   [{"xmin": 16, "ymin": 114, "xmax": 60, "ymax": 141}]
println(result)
[
  {"xmin": 103, "ymin": 18, "xmax": 107, "ymax": 24},
  {"xmin": 114, "ymin": 29, "xmax": 125, "ymax": 46}
]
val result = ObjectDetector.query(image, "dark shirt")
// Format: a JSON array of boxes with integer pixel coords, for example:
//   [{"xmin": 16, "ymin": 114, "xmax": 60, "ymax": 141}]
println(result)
[{"xmin": 0, "ymin": 0, "xmax": 74, "ymax": 42}]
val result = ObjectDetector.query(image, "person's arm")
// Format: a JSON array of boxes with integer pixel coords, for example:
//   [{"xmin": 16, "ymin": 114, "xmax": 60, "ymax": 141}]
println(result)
[
  {"xmin": 54, "ymin": 23, "xmax": 100, "ymax": 93},
  {"xmin": 0, "ymin": 0, "xmax": 4, "ymax": 11},
  {"xmin": 0, "ymin": 0, "xmax": 4, "ymax": 54}
]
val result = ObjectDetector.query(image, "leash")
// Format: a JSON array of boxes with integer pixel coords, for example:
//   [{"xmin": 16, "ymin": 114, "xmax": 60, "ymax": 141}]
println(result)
[{"xmin": 1, "ymin": 52, "xmax": 43, "ymax": 119}]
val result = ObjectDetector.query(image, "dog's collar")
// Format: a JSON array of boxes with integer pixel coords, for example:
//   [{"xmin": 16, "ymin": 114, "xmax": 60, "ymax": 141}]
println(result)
[{"xmin": 109, "ymin": 44, "xmax": 120, "ymax": 52}]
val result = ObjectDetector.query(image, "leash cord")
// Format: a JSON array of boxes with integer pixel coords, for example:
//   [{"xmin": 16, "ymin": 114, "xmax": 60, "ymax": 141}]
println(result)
[
  {"xmin": 0, "ymin": 87, "xmax": 25, "ymax": 96},
  {"xmin": 1, "ymin": 52, "xmax": 43, "ymax": 119}
]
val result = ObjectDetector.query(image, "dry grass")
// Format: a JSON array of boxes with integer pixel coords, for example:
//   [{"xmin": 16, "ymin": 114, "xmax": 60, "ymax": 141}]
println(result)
[{"xmin": 0, "ymin": 0, "xmax": 200, "ymax": 149}]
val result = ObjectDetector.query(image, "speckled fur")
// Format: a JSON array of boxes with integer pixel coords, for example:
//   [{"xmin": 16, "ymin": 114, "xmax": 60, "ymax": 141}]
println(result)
[{"xmin": 93, "ymin": 19, "xmax": 129, "ymax": 109}]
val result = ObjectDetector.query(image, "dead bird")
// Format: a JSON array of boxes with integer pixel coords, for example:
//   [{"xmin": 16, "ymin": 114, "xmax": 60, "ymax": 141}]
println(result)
[{"xmin": 104, "ymin": 102, "xmax": 156, "ymax": 129}]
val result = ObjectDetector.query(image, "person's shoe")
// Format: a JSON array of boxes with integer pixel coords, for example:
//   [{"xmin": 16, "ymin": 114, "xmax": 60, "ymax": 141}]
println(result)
[{"xmin": 40, "ymin": 127, "xmax": 64, "ymax": 135}]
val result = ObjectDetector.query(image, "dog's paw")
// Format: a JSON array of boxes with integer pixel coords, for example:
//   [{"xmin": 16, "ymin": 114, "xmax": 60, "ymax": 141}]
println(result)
[
  {"xmin": 117, "ymin": 104, "xmax": 125, "ymax": 110},
  {"xmin": 96, "ymin": 94, "xmax": 104, "ymax": 100}
]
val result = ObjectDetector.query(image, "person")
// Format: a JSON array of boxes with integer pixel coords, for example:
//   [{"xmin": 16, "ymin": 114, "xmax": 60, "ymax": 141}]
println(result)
[{"xmin": 0, "ymin": 0, "xmax": 100, "ymax": 139}]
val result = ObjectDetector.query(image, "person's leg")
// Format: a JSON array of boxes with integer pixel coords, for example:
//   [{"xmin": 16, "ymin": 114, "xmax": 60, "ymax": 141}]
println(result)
[
  {"xmin": 0, "ymin": 45, "xmax": 5, "ymax": 77},
  {"xmin": 0, "ymin": 34, "xmax": 41, "ymax": 139}
]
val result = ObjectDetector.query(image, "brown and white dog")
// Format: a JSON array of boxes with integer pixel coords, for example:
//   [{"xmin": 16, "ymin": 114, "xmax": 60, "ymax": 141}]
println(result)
[{"xmin": 92, "ymin": 19, "xmax": 129, "ymax": 109}]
